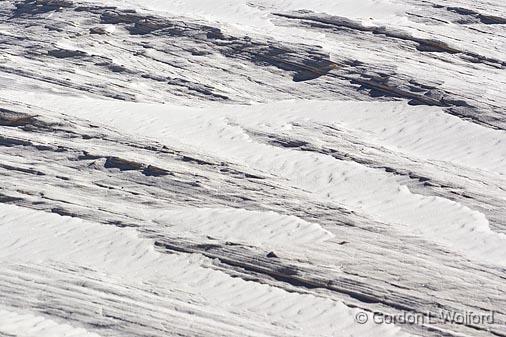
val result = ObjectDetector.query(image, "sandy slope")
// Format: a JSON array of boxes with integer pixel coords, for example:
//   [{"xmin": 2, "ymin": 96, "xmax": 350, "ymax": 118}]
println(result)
[{"xmin": 0, "ymin": 0, "xmax": 505, "ymax": 336}]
